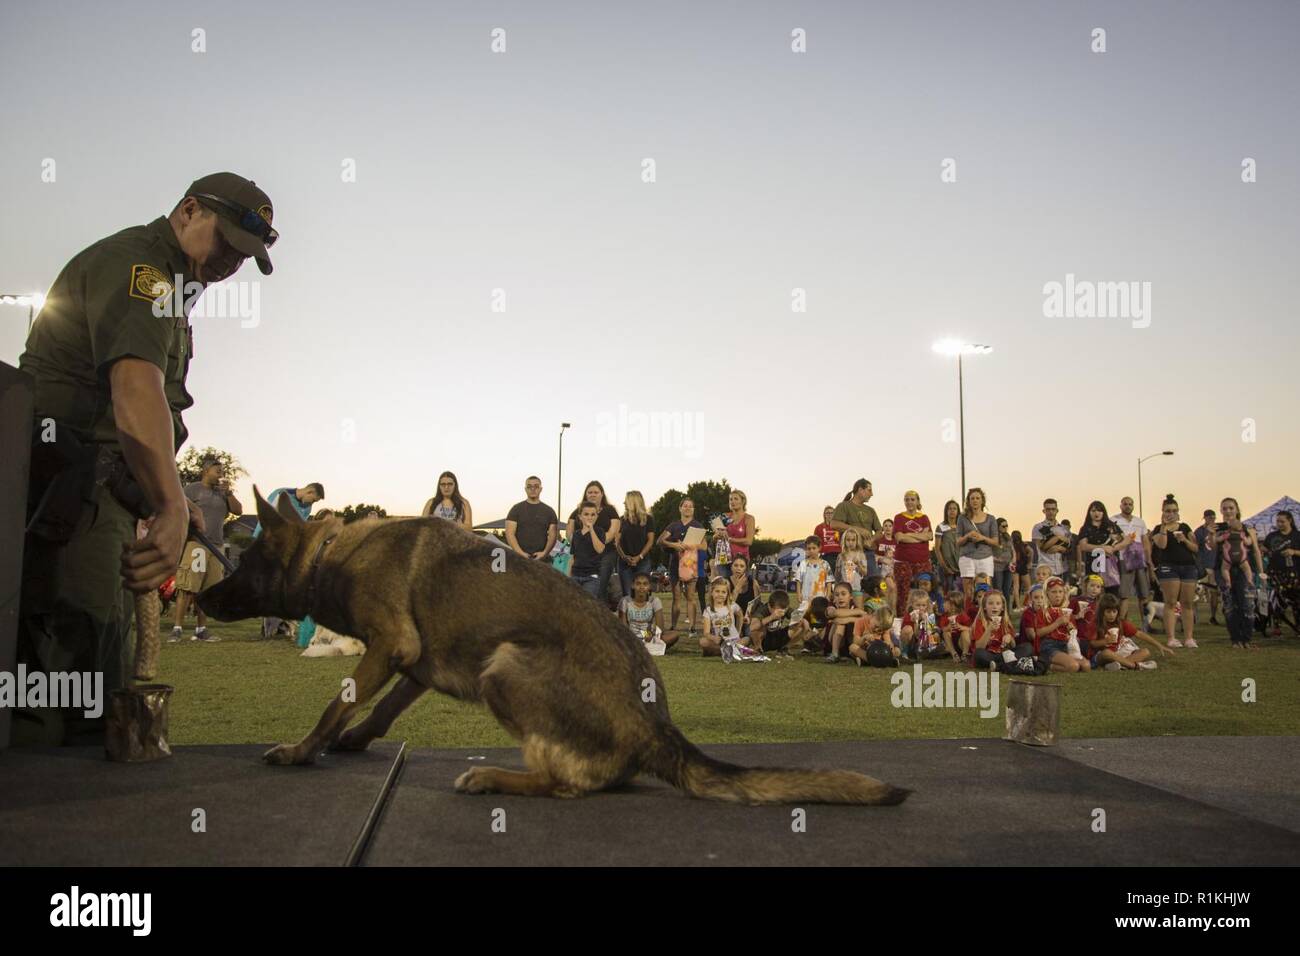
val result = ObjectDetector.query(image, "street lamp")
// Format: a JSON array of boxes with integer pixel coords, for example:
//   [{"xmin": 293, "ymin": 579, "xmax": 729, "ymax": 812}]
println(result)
[
  {"xmin": 1, "ymin": 292, "xmax": 45, "ymax": 333},
  {"xmin": 932, "ymin": 339, "xmax": 993, "ymax": 502},
  {"xmin": 1137, "ymin": 451, "xmax": 1174, "ymax": 519},
  {"xmin": 557, "ymin": 423, "xmax": 571, "ymax": 526}
]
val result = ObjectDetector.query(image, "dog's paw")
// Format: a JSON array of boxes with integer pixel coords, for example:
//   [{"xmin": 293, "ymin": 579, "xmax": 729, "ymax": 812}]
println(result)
[
  {"xmin": 330, "ymin": 729, "xmax": 372, "ymax": 752},
  {"xmin": 454, "ymin": 767, "xmax": 497, "ymax": 794},
  {"xmin": 263, "ymin": 743, "xmax": 311, "ymax": 765}
]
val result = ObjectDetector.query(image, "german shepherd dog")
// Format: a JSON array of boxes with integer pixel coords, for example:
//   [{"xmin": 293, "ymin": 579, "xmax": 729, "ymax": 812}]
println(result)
[{"xmin": 197, "ymin": 489, "xmax": 910, "ymax": 805}]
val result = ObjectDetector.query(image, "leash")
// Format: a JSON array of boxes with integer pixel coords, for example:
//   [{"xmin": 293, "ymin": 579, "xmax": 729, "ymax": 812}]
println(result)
[{"xmin": 304, "ymin": 532, "xmax": 338, "ymax": 619}]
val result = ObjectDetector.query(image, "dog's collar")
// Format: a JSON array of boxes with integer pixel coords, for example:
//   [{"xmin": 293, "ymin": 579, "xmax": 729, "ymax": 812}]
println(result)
[{"xmin": 304, "ymin": 533, "xmax": 338, "ymax": 618}]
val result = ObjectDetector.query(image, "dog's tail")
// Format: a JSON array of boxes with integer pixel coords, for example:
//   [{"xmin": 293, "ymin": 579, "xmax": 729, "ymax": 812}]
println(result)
[{"xmin": 642, "ymin": 725, "xmax": 910, "ymax": 806}]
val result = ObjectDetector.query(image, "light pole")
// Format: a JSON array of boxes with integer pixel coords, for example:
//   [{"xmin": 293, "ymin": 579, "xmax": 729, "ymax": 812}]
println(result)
[
  {"xmin": 557, "ymin": 423, "xmax": 571, "ymax": 527},
  {"xmin": 932, "ymin": 339, "xmax": 993, "ymax": 503},
  {"xmin": 1, "ymin": 292, "xmax": 45, "ymax": 333},
  {"xmin": 1137, "ymin": 451, "xmax": 1174, "ymax": 519}
]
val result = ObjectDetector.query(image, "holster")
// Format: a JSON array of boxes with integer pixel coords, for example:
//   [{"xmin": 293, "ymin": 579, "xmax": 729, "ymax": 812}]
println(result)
[{"xmin": 26, "ymin": 429, "xmax": 96, "ymax": 543}]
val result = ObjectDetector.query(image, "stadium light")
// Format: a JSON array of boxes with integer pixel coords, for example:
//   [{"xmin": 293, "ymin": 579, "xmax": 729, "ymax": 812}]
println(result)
[
  {"xmin": 1, "ymin": 292, "xmax": 46, "ymax": 332},
  {"xmin": 1137, "ymin": 451, "xmax": 1175, "ymax": 519},
  {"xmin": 932, "ymin": 339, "xmax": 993, "ymax": 501}
]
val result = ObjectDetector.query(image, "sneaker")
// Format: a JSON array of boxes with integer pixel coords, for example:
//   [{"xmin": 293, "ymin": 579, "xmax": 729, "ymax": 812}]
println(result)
[
  {"xmin": 1137, "ymin": 660, "xmax": 1157, "ymax": 670},
  {"xmin": 1183, "ymin": 638, "xmax": 1198, "ymax": 649},
  {"xmin": 192, "ymin": 629, "xmax": 221, "ymax": 643},
  {"xmin": 1104, "ymin": 662, "xmax": 1122, "ymax": 671},
  {"xmin": 168, "ymin": 627, "xmax": 183, "ymax": 644},
  {"xmin": 720, "ymin": 640, "xmax": 735, "ymax": 663},
  {"xmin": 1166, "ymin": 638, "xmax": 1184, "ymax": 648},
  {"xmin": 827, "ymin": 653, "xmax": 840, "ymax": 664}
]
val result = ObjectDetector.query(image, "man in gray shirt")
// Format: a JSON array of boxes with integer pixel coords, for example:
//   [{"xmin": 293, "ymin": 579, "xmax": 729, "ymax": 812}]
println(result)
[{"xmin": 171, "ymin": 457, "xmax": 243, "ymax": 642}]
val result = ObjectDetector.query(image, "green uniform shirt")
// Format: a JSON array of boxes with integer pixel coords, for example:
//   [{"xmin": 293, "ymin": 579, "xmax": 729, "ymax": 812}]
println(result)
[
  {"xmin": 19, "ymin": 217, "xmax": 196, "ymax": 451},
  {"xmin": 832, "ymin": 500, "xmax": 882, "ymax": 537}
]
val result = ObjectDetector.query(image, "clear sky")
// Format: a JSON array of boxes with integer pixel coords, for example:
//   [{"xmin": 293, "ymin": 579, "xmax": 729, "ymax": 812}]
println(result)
[{"xmin": 3, "ymin": 0, "xmax": 1297, "ymax": 540}]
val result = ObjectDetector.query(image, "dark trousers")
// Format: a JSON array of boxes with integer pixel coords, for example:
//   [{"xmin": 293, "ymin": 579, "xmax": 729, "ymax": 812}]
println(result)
[{"xmin": 1219, "ymin": 565, "xmax": 1256, "ymax": 645}]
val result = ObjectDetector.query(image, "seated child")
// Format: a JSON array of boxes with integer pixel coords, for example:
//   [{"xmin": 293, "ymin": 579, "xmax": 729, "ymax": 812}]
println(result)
[
  {"xmin": 899, "ymin": 587, "xmax": 944, "ymax": 660},
  {"xmin": 699, "ymin": 577, "xmax": 746, "ymax": 661},
  {"xmin": 798, "ymin": 596, "xmax": 832, "ymax": 655},
  {"xmin": 826, "ymin": 582, "xmax": 870, "ymax": 663},
  {"xmin": 1045, "ymin": 575, "xmax": 1085, "ymax": 660},
  {"xmin": 967, "ymin": 590, "xmax": 1020, "ymax": 669},
  {"xmin": 1023, "ymin": 578, "xmax": 1090, "ymax": 673},
  {"xmin": 850, "ymin": 600, "xmax": 901, "ymax": 667},
  {"xmin": 753, "ymin": 588, "xmax": 797, "ymax": 654},
  {"xmin": 1091, "ymin": 593, "xmax": 1171, "ymax": 670},
  {"xmin": 1069, "ymin": 574, "xmax": 1104, "ymax": 656},
  {"xmin": 619, "ymin": 572, "xmax": 677, "ymax": 650},
  {"xmin": 938, "ymin": 588, "xmax": 972, "ymax": 661}
]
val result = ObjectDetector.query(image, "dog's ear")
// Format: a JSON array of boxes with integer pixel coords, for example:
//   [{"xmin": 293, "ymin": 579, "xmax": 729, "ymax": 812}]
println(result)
[
  {"xmin": 276, "ymin": 490, "xmax": 306, "ymax": 525},
  {"xmin": 254, "ymin": 485, "xmax": 283, "ymax": 531}
]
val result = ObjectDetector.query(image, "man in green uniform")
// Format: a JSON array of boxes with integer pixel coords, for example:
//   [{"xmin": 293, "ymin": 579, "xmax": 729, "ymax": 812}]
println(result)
[{"xmin": 16, "ymin": 172, "xmax": 277, "ymax": 745}]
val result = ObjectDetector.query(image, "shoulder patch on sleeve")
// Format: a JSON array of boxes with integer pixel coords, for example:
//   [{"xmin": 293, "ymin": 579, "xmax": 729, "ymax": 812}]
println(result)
[{"xmin": 128, "ymin": 263, "xmax": 174, "ymax": 304}]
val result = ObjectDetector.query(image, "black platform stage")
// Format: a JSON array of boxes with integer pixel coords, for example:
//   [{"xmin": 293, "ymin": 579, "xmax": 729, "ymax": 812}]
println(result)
[{"xmin": 2, "ymin": 737, "xmax": 1296, "ymax": 866}]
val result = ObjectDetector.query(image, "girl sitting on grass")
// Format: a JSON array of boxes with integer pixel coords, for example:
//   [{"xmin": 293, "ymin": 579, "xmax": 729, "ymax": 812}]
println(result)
[
  {"xmin": 619, "ymin": 572, "xmax": 677, "ymax": 651},
  {"xmin": 938, "ymin": 588, "xmax": 971, "ymax": 661},
  {"xmin": 967, "ymin": 590, "xmax": 1020, "ymax": 669},
  {"xmin": 850, "ymin": 600, "xmax": 901, "ymax": 667},
  {"xmin": 1090, "ymin": 593, "xmax": 1170, "ymax": 670},
  {"xmin": 826, "ymin": 582, "xmax": 869, "ymax": 663},
  {"xmin": 699, "ymin": 577, "xmax": 741, "ymax": 659},
  {"xmin": 1046, "ymin": 575, "xmax": 1086, "ymax": 661},
  {"xmin": 899, "ymin": 587, "xmax": 943, "ymax": 660},
  {"xmin": 1023, "ymin": 580, "xmax": 1090, "ymax": 673}
]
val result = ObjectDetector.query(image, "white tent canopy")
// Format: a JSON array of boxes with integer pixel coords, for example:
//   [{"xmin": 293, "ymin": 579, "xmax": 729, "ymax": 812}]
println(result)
[{"xmin": 1243, "ymin": 496, "xmax": 1300, "ymax": 538}]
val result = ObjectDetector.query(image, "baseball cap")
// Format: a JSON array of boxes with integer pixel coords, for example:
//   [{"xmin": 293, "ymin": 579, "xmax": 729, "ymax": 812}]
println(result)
[{"xmin": 185, "ymin": 172, "xmax": 277, "ymax": 275}]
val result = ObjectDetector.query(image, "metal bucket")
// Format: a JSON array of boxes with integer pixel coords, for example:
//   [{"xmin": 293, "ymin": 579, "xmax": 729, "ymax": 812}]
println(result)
[
  {"xmin": 1004, "ymin": 679, "xmax": 1060, "ymax": 746},
  {"xmin": 105, "ymin": 684, "xmax": 174, "ymax": 762}
]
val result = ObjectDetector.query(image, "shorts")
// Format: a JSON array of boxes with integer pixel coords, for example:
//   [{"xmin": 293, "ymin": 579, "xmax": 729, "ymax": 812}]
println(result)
[
  {"xmin": 958, "ymin": 555, "xmax": 994, "ymax": 578},
  {"xmin": 174, "ymin": 541, "xmax": 225, "ymax": 593},
  {"xmin": 1119, "ymin": 568, "xmax": 1151, "ymax": 599},
  {"xmin": 1039, "ymin": 638, "xmax": 1069, "ymax": 662},
  {"xmin": 1155, "ymin": 564, "xmax": 1199, "ymax": 583},
  {"xmin": 762, "ymin": 627, "xmax": 791, "ymax": 652}
]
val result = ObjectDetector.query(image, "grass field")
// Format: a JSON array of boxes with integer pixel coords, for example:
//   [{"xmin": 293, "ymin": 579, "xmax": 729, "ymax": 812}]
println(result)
[{"xmin": 156, "ymin": 596, "xmax": 1300, "ymax": 748}]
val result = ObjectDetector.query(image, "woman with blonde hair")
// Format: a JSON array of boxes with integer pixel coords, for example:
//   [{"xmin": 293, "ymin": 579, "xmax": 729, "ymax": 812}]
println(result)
[
  {"xmin": 956, "ymin": 487, "xmax": 998, "ymax": 604},
  {"xmin": 615, "ymin": 490, "xmax": 656, "ymax": 599},
  {"xmin": 892, "ymin": 490, "xmax": 933, "ymax": 615},
  {"xmin": 714, "ymin": 489, "xmax": 756, "ymax": 578}
]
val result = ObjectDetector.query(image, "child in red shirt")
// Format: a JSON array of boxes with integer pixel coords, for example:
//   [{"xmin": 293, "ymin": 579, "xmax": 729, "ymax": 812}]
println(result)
[
  {"xmin": 968, "ymin": 590, "xmax": 1019, "ymax": 669},
  {"xmin": 938, "ymin": 588, "xmax": 971, "ymax": 661},
  {"xmin": 1091, "ymin": 593, "xmax": 1171, "ymax": 670},
  {"xmin": 1023, "ymin": 581, "xmax": 1090, "ymax": 672}
]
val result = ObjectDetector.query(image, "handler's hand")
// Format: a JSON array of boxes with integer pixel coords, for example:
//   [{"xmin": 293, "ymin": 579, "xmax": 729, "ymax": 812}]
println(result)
[{"xmin": 121, "ymin": 503, "xmax": 188, "ymax": 592}]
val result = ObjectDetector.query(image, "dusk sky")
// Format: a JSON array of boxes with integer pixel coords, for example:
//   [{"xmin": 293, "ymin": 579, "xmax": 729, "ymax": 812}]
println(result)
[{"xmin": 3, "ymin": 0, "xmax": 1297, "ymax": 540}]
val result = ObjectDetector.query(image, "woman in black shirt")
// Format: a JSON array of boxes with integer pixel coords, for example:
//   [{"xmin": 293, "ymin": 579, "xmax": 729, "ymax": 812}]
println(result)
[
  {"xmin": 566, "ymin": 481, "xmax": 621, "ymax": 609},
  {"xmin": 1263, "ymin": 510, "xmax": 1300, "ymax": 635},
  {"xmin": 615, "ymin": 491, "xmax": 655, "ymax": 599},
  {"xmin": 1076, "ymin": 500, "xmax": 1123, "ymax": 595},
  {"xmin": 1149, "ymin": 495, "xmax": 1200, "ymax": 649}
]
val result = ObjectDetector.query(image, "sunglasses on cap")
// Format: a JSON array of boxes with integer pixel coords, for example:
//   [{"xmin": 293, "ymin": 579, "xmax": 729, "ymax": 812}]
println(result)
[{"xmin": 193, "ymin": 193, "xmax": 279, "ymax": 248}]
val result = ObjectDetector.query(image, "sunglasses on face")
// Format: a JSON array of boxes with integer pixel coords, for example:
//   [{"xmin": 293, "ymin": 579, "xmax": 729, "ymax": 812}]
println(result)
[{"xmin": 194, "ymin": 193, "xmax": 279, "ymax": 248}]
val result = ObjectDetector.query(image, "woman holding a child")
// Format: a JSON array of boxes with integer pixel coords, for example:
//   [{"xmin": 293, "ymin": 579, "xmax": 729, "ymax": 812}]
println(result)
[{"xmin": 1214, "ymin": 497, "xmax": 1264, "ymax": 651}]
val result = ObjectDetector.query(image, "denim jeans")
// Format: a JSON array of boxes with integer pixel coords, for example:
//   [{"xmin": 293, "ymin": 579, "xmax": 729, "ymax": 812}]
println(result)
[{"xmin": 619, "ymin": 556, "xmax": 652, "ymax": 598}]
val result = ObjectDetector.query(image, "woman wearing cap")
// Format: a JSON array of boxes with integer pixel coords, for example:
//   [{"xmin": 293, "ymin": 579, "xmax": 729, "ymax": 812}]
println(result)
[{"xmin": 892, "ymin": 491, "xmax": 933, "ymax": 615}]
